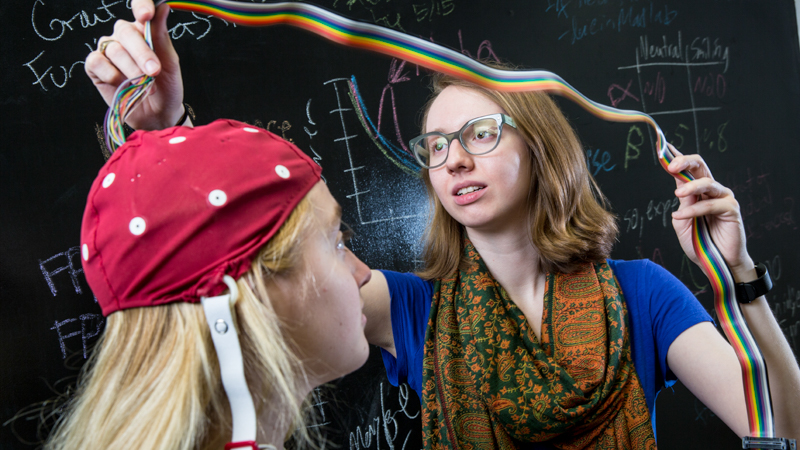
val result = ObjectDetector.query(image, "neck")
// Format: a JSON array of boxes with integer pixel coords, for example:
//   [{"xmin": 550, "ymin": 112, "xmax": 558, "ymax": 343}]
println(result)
[
  {"xmin": 465, "ymin": 226, "xmax": 543, "ymax": 292},
  {"xmin": 255, "ymin": 381, "xmax": 315, "ymax": 450},
  {"xmin": 466, "ymin": 225, "xmax": 547, "ymax": 341},
  {"xmin": 257, "ymin": 409, "xmax": 288, "ymax": 450}
]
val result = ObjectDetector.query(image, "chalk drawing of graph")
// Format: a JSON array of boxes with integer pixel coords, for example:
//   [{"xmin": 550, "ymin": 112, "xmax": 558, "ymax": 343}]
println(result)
[{"xmin": 323, "ymin": 77, "xmax": 426, "ymax": 226}]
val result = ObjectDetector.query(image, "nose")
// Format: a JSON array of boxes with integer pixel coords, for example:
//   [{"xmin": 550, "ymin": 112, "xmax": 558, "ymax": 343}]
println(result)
[
  {"xmin": 444, "ymin": 139, "xmax": 474, "ymax": 173},
  {"xmin": 346, "ymin": 248, "xmax": 372, "ymax": 288}
]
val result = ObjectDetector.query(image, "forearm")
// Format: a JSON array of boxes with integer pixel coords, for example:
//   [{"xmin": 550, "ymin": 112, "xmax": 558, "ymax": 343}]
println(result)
[
  {"xmin": 733, "ymin": 264, "xmax": 800, "ymax": 439},
  {"xmin": 361, "ymin": 270, "xmax": 396, "ymax": 355}
]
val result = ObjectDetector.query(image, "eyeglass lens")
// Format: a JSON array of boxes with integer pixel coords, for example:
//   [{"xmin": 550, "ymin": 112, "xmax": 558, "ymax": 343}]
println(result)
[{"xmin": 413, "ymin": 116, "xmax": 501, "ymax": 168}]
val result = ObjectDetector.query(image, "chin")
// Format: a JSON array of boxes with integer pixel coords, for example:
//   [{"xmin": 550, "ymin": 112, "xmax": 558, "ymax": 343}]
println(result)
[{"xmin": 333, "ymin": 341, "xmax": 370, "ymax": 379}]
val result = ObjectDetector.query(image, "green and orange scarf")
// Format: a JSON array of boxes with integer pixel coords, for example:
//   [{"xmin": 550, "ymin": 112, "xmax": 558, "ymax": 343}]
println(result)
[{"xmin": 421, "ymin": 242, "xmax": 656, "ymax": 449}]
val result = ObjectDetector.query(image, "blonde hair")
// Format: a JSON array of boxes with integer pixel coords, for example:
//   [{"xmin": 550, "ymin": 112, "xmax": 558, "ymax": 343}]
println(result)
[
  {"xmin": 45, "ymin": 195, "xmax": 318, "ymax": 450},
  {"xmin": 416, "ymin": 66, "xmax": 618, "ymax": 279}
]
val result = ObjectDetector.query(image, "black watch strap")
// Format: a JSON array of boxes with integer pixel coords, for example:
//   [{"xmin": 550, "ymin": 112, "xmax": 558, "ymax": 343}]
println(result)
[{"xmin": 735, "ymin": 262, "xmax": 773, "ymax": 304}]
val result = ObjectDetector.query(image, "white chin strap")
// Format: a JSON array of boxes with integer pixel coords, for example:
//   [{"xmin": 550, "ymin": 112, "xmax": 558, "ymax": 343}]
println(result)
[{"xmin": 201, "ymin": 275, "xmax": 258, "ymax": 449}]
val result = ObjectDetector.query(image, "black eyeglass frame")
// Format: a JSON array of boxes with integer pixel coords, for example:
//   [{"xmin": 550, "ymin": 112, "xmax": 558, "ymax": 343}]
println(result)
[{"xmin": 409, "ymin": 113, "xmax": 518, "ymax": 169}]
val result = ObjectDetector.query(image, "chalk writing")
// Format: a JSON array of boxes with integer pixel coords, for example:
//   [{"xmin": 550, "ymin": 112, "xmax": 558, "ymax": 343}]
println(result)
[
  {"xmin": 378, "ymin": 59, "xmax": 412, "ymax": 152},
  {"xmin": 269, "ymin": 120, "xmax": 293, "ymax": 141},
  {"xmin": 250, "ymin": 118, "xmax": 294, "ymax": 142},
  {"xmin": 585, "ymin": 148, "xmax": 616, "ymax": 176},
  {"xmin": 639, "ymin": 34, "xmax": 683, "ymax": 61},
  {"xmin": 554, "ymin": 2, "xmax": 679, "ymax": 45},
  {"xmin": 545, "ymin": 0, "xmax": 570, "ymax": 20},
  {"xmin": 25, "ymin": 0, "xmax": 129, "ymax": 92},
  {"xmin": 23, "ymin": 51, "xmax": 87, "ymax": 92},
  {"xmin": 638, "ymin": 34, "xmax": 730, "ymax": 72},
  {"xmin": 622, "ymin": 197, "xmax": 679, "ymax": 238},
  {"xmin": 348, "ymin": 383, "xmax": 419, "ymax": 450},
  {"xmin": 642, "ymin": 71, "xmax": 666, "ymax": 104},
  {"xmin": 762, "ymin": 254, "xmax": 782, "ymax": 281},
  {"xmin": 762, "ymin": 198, "xmax": 796, "ymax": 232},
  {"xmin": 667, "ymin": 122, "xmax": 728, "ymax": 153},
  {"xmin": 693, "ymin": 72, "xmax": 727, "ymax": 99},
  {"xmin": 773, "ymin": 284, "xmax": 799, "ymax": 320},
  {"xmin": 690, "ymin": 37, "xmax": 731, "ymax": 72},
  {"xmin": 726, "ymin": 167, "xmax": 798, "ymax": 240},
  {"xmin": 456, "ymin": 29, "xmax": 500, "ymax": 62},
  {"xmin": 51, "ymin": 313, "xmax": 104, "ymax": 359},
  {"xmin": 651, "ymin": 247, "xmax": 665, "ymax": 267},
  {"xmin": 608, "ymin": 73, "xmax": 666, "ymax": 106},
  {"xmin": 305, "ymin": 98, "xmax": 326, "ymax": 183},
  {"xmin": 308, "ymin": 387, "xmax": 331, "ymax": 429},
  {"xmin": 624, "ymin": 124, "xmax": 643, "ymax": 170},
  {"xmin": 39, "ymin": 247, "xmax": 85, "ymax": 297},
  {"xmin": 333, "ymin": 0, "xmax": 406, "ymax": 31},
  {"xmin": 32, "ymin": 0, "xmax": 121, "ymax": 42},
  {"xmin": 693, "ymin": 397, "xmax": 717, "ymax": 426},
  {"xmin": 413, "ymin": 0, "xmax": 456, "ymax": 22},
  {"xmin": 95, "ymin": 122, "xmax": 112, "ymax": 160},
  {"xmin": 168, "ymin": 12, "xmax": 229, "ymax": 40},
  {"xmin": 607, "ymin": 79, "xmax": 640, "ymax": 107}
]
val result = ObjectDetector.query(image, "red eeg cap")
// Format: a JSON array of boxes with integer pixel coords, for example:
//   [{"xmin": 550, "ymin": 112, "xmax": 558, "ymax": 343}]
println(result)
[{"xmin": 80, "ymin": 119, "xmax": 322, "ymax": 316}]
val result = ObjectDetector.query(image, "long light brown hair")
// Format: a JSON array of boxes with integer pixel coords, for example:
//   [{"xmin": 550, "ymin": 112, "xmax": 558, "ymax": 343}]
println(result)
[
  {"xmin": 416, "ymin": 66, "xmax": 618, "ymax": 279},
  {"xmin": 45, "ymin": 195, "xmax": 319, "ymax": 450}
]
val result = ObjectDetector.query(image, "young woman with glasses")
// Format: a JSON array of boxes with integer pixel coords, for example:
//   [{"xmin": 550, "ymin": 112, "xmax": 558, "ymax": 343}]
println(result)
[{"xmin": 85, "ymin": 1, "xmax": 800, "ymax": 447}]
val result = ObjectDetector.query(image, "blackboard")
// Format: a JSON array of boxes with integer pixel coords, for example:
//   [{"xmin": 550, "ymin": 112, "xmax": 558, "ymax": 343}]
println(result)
[{"xmin": 2, "ymin": 0, "xmax": 799, "ymax": 448}]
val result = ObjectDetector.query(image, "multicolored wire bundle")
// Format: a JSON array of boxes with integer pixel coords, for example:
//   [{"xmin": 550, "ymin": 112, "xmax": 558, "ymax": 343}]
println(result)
[
  {"xmin": 103, "ymin": 21, "xmax": 155, "ymax": 153},
  {"xmin": 103, "ymin": 0, "xmax": 774, "ymax": 438}
]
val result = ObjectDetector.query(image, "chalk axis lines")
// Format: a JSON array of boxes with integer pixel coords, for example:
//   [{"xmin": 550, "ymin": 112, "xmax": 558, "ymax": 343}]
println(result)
[{"xmin": 324, "ymin": 78, "xmax": 422, "ymax": 226}]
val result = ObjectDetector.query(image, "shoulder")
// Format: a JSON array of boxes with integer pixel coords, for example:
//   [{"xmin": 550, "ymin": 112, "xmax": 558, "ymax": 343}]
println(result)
[
  {"xmin": 379, "ymin": 270, "xmax": 435, "ymax": 298},
  {"xmin": 608, "ymin": 258, "xmax": 666, "ymax": 275},
  {"xmin": 607, "ymin": 258, "xmax": 684, "ymax": 290}
]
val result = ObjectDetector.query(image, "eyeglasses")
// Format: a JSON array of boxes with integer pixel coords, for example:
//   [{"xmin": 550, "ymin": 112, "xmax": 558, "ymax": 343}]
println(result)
[{"xmin": 409, "ymin": 113, "xmax": 517, "ymax": 169}]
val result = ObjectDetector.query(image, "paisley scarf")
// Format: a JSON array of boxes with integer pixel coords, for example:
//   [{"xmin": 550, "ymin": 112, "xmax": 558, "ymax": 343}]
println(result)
[{"xmin": 421, "ymin": 242, "xmax": 655, "ymax": 449}]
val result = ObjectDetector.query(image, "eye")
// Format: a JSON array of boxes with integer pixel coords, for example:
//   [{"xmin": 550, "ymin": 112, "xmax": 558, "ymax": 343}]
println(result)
[
  {"xmin": 337, "ymin": 222, "xmax": 354, "ymax": 252},
  {"xmin": 428, "ymin": 136, "xmax": 448, "ymax": 153},
  {"xmin": 471, "ymin": 124, "xmax": 498, "ymax": 141}
]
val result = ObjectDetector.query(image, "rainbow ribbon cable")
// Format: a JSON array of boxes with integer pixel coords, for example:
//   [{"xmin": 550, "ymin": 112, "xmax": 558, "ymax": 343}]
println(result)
[
  {"xmin": 103, "ymin": 21, "xmax": 155, "ymax": 153},
  {"xmin": 130, "ymin": 0, "xmax": 773, "ymax": 437}
]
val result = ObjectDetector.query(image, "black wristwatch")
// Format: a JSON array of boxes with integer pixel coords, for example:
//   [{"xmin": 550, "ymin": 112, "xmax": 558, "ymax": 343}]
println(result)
[{"xmin": 734, "ymin": 262, "xmax": 773, "ymax": 304}]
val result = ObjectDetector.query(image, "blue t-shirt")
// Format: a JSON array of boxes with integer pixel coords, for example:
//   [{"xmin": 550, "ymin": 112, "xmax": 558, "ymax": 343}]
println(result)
[{"xmin": 379, "ymin": 259, "xmax": 713, "ymax": 441}]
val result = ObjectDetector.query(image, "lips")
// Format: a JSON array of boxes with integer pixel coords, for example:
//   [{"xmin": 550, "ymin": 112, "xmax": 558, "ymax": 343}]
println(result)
[
  {"xmin": 451, "ymin": 181, "xmax": 486, "ymax": 196},
  {"xmin": 451, "ymin": 181, "xmax": 487, "ymax": 206}
]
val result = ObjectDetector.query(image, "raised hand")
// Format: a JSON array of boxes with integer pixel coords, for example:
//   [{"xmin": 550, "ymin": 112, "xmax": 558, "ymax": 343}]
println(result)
[
  {"xmin": 667, "ymin": 144, "xmax": 755, "ymax": 280},
  {"xmin": 85, "ymin": 0, "xmax": 185, "ymax": 130}
]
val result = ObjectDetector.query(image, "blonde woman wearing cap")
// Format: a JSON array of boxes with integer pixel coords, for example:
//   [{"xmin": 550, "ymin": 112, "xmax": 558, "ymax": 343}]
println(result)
[
  {"xmin": 46, "ymin": 120, "xmax": 372, "ymax": 450},
  {"xmin": 86, "ymin": 0, "xmax": 800, "ymax": 448}
]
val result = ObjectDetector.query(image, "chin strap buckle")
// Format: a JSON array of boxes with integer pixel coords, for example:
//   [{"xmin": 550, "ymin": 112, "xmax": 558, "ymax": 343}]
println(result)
[{"xmin": 742, "ymin": 437, "xmax": 797, "ymax": 450}]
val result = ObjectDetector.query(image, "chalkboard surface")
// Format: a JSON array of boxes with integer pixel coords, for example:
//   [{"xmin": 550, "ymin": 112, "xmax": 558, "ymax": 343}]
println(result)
[{"xmin": 2, "ymin": 1, "xmax": 799, "ymax": 448}]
